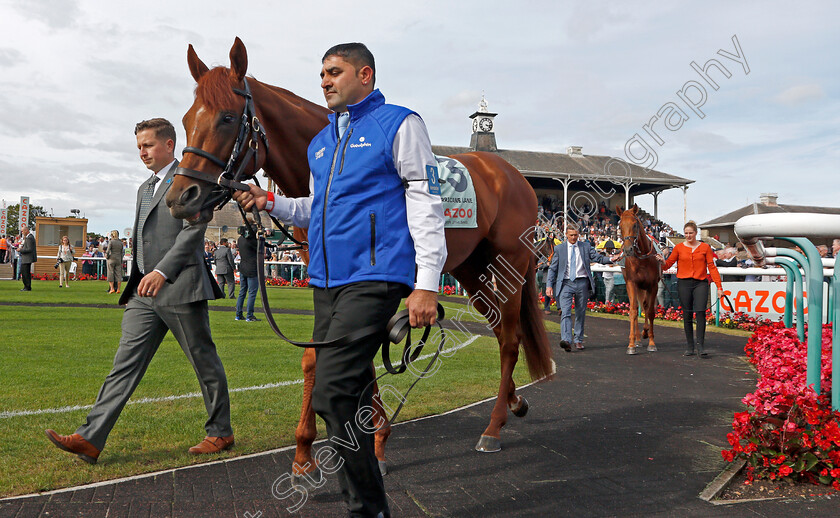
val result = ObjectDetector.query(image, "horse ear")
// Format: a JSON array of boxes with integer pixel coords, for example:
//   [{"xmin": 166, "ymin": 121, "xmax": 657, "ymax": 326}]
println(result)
[
  {"xmin": 616, "ymin": 206, "xmax": 623, "ymax": 217},
  {"xmin": 187, "ymin": 44, "xmax": 209, "ymax": 83},
  {"xmin": 229, "ymin": 37, "xmax": 248, "ymax": 83},
  {"xmin": 632, "ymin": 203, "xmax": 639, "ymax": 213}
]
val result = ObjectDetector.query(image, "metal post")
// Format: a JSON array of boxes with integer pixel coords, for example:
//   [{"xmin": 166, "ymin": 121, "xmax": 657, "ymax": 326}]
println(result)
[
  {"xmin": 774, "ymin": 251, "xmax": 809, "ymax": 352},
  {"xmin": 778, "ymin": 237, "xmax": 824, "ymax": 394},
  {"xmin": 833, "ymin": 264, "xmax": 840, "ymax": 410},
  {"xmin": 774, "ymin": 257, "xmax": 804, "ymax": 341}
]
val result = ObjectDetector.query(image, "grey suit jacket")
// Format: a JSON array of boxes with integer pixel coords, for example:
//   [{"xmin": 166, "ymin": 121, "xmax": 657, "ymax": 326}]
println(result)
[
  {"xmin": 214, "ymin": 246, "xmax": 235, "ymax": 275},
  {"xmin": 545, "ymin": 240, "xmax": 612, "ymax": 296},
  {"xmin": 19, "ymin": 233, "xmax": 37, "ymax": 264},
  {"xmin": 119, "ymin": 160, "xmax": 223, "ymax": 306}
]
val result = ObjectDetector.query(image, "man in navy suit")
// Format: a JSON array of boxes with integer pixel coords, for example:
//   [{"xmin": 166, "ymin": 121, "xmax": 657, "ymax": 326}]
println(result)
[{"xmin": 546, "ymin": 225, "xmax": 614, "ymax": 351}]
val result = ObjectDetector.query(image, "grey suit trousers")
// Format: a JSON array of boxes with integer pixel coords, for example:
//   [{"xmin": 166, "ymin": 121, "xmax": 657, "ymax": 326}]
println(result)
[{"xmin": 76, "ymin": 295, "xmax": 232, "ymax": 451}]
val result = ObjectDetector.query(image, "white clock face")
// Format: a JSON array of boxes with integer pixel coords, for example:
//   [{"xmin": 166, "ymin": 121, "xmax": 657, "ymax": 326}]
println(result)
[{"xmin": 479, "ymin": 117, "xmax": 493, "ymax": 132}]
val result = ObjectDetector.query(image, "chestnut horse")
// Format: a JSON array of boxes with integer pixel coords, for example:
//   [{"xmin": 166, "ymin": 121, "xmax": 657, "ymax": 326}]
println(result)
[
  {"xmin": 165, "ymin": 38, "xmax": 553, "ymax": 477},
  {"xmin": 617, "ymin": 205, "xmax": 661, "ymax": 355}
]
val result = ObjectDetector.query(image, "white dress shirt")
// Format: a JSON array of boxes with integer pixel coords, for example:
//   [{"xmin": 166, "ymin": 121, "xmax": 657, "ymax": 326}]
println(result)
[
  {"xmin": 566, "ymin": 242, "xmax": 587, "ymax": 280},
  {"xmin": 267, "ymin": 114, "xmax": 447, "ymax": 291}
]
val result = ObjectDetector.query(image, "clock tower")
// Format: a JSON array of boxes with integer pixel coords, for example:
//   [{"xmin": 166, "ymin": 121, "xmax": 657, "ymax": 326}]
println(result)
[{"xmin": 469, "ymin": 95, "xmax": 498, "ymax": 152}]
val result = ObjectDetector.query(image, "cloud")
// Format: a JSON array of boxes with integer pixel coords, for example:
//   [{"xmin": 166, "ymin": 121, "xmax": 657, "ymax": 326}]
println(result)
[
  {"xmin": 773, "ymin": 84, "xmax": 826, "ymax": 105},
  {"xmin": 12, "ymin": 0, "xmax": 81, "ymax": 30},
  {"xmin": 0, "ymin": 48, "xmax": 25, "ymax": 67},
  {"xmin": 441, "ymin": 90, "xmax": 482, "ymax": 112}
]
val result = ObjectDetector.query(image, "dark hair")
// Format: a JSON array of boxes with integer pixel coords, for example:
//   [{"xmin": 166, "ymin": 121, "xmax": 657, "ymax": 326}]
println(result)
[
  {"xmin": 322, "ymin": 43, "xmax": 376, "ymax": 86},
  {"xmin": 220, "ymin": 238, "xmax": 228, "ymax": 245},
  {"xmin": 134, "ymin": 118, "xmax": 176, "ymax": 145}
]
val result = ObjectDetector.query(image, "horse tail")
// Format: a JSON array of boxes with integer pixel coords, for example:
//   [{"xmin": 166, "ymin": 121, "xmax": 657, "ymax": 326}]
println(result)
[{"xmin": 520, "ymin": 255, "xmax": 555, "ymax": 380}]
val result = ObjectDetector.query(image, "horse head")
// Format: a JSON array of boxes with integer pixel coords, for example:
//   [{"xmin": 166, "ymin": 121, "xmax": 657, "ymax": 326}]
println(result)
[
  {"xmin": 166, "ymin": 37, "xmax": 265, "ymax": 225},
  {"xmin": 616, "ymin": 204, "xmax": 642, "ymax": 257}
]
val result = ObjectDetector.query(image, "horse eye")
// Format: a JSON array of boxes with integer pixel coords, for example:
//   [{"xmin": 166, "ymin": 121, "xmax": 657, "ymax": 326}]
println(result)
[{"xmin": 223, "ymin": 114, "xmax": 235, "ymax": 124}]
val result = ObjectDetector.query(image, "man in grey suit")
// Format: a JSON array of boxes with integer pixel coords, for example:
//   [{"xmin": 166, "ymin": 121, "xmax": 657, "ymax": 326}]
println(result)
[
  {"xmin": 214, "ymin": 238, "xmax": 236, "ymax": 298},
  {"xmin": 46, "ymin": 118, "xmax": 233, "ymax": 464},
  {"xmin": 546, "ymin": 225, "xmax": 613, "ymax": 351},
  {"xmin": 18, "ymin": 225, "xmax": 36, "ymax": 291}
]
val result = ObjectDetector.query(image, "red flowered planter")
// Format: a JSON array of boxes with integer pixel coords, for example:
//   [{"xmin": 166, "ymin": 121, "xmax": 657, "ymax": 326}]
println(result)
[
  {"xmin": 264, "ymin": 277, "xmax": 311, "ymax": 287},
  {"xmin": 722, "ymin": 322, "xmax": 840, "ymax": 490},
  {"xmin": 585, "ymin": 301, "xmax": 771, "ymax": 332}
]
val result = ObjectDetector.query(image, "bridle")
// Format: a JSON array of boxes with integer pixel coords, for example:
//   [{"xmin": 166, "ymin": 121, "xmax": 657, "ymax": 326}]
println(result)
[
  {"xmin": 620, "ymin": 215, "xmax": 657, "ymax": 260},
  {"xmin": 175, "ymin": 77, "xmax": 269, "ymax": 212}
]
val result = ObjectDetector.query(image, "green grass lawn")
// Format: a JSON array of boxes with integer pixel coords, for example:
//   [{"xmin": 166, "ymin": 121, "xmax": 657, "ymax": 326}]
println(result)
[{"xmin": 0, "ymin": 280, "xmax": 534, "ymax": 496}]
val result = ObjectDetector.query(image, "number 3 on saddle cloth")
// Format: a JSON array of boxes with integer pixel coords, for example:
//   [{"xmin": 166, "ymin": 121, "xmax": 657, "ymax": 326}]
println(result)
[{"xmin": 435, "ymin": 155, "xmax": 478, "ymax": 229}]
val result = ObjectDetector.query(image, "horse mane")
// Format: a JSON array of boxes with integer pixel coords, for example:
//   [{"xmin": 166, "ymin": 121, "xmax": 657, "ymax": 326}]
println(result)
[{"xmin": 195, "ymin": 67, "xmax": 239, "ymax": 110}]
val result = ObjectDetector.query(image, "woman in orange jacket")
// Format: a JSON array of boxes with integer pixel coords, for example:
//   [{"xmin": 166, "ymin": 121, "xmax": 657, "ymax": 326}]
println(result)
[{"xmin": 659, "ymin": 221, "xmax": 722, "ymax": 357}]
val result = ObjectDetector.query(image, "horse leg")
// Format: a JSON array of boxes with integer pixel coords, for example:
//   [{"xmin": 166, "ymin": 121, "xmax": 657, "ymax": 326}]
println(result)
[
  {"xmin": 626, "ymin": 282, "xmax": 640, "ymax": 355},
  {"xmin": 370, "ymin": 380, "xmax": 391, "ymax": 475},
  {"xmin": 460, "ymin": 253, "xmax": 528, "ymax": 453},
  {"xmin": 292, "ymin": 348, "xmax": 321, "ymax": 484},
  {"xmin": 646, "ymin": 286, "xmax": 657, "ymax": 352}
]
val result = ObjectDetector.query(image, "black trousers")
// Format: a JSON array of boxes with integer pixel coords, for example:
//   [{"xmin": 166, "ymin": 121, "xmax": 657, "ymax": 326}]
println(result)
[
  {"xmin": 312, "ymin": 281, "xmax": 407, "ymax": 518},
  {"xmin": 21, "ymin": 263, "xmax": 32, "ymax": 290},
  {"xmin": 677, "ymin": 278, "xmax": 709, "ymax": 347}
]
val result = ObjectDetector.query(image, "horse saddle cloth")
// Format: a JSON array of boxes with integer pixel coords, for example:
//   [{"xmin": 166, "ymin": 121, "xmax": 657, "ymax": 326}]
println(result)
[{"xmin": 435, "ymin": 155, "xmax": 478, "ymax": 229}]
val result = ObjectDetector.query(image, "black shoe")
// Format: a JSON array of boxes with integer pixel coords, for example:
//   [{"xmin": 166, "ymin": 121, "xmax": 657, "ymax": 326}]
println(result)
[
  {"xmin": 559, "ymin": 340, "xmax": 572, "ymax": 352},
  {"xmin": 683, "ymin": 348, "xmax": 695, "ymax": 356},
  {"xmin": 697, "ymin": 342, "xmax": 709, "ymax": 358},
  {"xmin": 20, "ymin": 288, "xmax": 31, "ymax": 291}
]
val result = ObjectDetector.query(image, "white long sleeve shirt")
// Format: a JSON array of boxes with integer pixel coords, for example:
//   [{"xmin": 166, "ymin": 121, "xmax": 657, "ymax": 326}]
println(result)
[{"xmin": 266, "ymin": 114, "xmax": 447, "ymax": 291}]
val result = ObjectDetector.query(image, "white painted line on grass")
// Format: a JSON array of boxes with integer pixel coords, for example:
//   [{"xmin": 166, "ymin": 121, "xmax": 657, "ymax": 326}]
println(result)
[
  {"xmin": 0, "ymin": 334, "xmax": 481, "ymax": 419},
  {"xmin": 1, "ymin": 347, "xmax": 548, "ymax": 503}
]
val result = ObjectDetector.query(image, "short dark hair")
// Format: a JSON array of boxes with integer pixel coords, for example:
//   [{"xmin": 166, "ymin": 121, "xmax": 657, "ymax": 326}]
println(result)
[
  {"xmin": 322, "ymin": 43, "xmax": 376, "ymax": 86},
  {"xmin": 220, "ymin": 238, "xmax": 228, "ymax": 245},
  {"xmin": 135, "ymin": 118, "xmax": 176, "ymax": 145}
]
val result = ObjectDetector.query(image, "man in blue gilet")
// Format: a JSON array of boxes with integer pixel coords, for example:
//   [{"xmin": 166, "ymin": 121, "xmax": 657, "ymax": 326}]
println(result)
[{"xmin": 233, "ymin": 43, "xmax": 447, "ymax": 518}]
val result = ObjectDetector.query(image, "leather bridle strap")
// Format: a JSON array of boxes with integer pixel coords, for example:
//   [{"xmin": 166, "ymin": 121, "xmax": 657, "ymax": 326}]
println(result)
[{"xmin": 175, "ymin": 77, "xmax": 268, "ymax": 211}]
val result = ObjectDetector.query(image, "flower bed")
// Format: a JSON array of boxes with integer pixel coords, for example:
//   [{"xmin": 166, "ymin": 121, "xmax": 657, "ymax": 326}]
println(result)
[
  {"xmin": 33, "ymin": 273, "xmax": 106, "ymax": 281},
  {"xmin": 585, "ymin": 301, "xmax": 771, "ymax": 332},
  {"xmin": 721, "ymin": 322, "xmax": 840, "ymax": 490},
  {"xmin": 264, "ymin": 277, "xmax": 310, "ymax": 287}
]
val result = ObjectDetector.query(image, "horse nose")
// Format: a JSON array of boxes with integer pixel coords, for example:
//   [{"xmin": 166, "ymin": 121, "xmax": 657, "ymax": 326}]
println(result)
[{"xmin": 179, "ymin": 184, "xmax": 200, "ymax": 206}]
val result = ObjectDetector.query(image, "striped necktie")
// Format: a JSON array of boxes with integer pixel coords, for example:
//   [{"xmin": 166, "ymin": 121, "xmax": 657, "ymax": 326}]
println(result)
[
  {"xmin": 135, "ymin": 174, "xmax": 160, "ymax": 274},
  {"xmin": 337, "ymin": 112, "xmax": 350, "ymax": 139}
]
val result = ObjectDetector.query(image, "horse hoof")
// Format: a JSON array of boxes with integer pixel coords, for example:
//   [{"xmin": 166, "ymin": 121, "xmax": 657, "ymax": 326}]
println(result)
[
  {"xmin": 379, "ymin": 460, "xmax": 388, "ymax": 476},
  {"xmin": 647, "ymin": 344, "xmax": 657, "ymax": 352},
  {"xmin": 635, "ymin": 341, "xmax": 642, "ymax": 348},
  {"xmin": 292, "ymin": 467, "xmax": 324, "ymax": 489},
  {"xmin": 510, "ymin": 396, "xmax": 529, "ymax": 418},
  {"xmin": 626, "ymin": 347, "xmax": 639, "ymax": 355},
  {"xmin": 475, "ymin": 435, "xmax": 502, "ymax": 453}
]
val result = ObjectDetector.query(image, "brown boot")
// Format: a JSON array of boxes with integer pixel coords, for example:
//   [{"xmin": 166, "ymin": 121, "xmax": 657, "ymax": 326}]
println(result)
[
  {"xmin": 188, "ymin": 435, "xmax": 235, "ymax": 455},
  {"xmin": 45, "ymin": 430, "xmax": 100, "ymax": 464}
]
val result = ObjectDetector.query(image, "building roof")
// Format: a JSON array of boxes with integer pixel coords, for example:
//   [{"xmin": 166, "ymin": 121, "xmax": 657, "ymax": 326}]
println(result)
[
  {"xmin": 700, "ymin": 202, "xmax": 840, "ymax": 228},
  {"xmin": 432, "ymin": 145, "xmax": 693, "ymax": 195}
]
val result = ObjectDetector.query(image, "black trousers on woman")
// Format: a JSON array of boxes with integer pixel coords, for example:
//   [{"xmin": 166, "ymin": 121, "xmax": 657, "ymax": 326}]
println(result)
[{"xmin": 677, "ymin": 278, "xmax": 709, "ymax": 353}]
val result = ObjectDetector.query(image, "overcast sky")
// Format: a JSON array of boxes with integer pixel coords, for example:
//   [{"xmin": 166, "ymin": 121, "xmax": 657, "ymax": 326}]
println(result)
[{"xmin": 0, "ymin": 0, "xmax": 837, "ymax": 236}]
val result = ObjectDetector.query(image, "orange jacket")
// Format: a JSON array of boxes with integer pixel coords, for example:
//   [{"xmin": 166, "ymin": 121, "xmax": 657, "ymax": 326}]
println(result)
[{"xmin": 662, "ymin": 241, "xmax": 722, "ymax": 289}]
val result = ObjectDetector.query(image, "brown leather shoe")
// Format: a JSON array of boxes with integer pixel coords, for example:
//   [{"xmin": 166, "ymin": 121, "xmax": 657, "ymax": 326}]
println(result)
[
  {"xmin": 188, "ymin": 435, "xmax": 235, "ymax": 455},
  {"xmin": 45, "ymin": 429, "xmax": 100, "ymax": 464}
]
